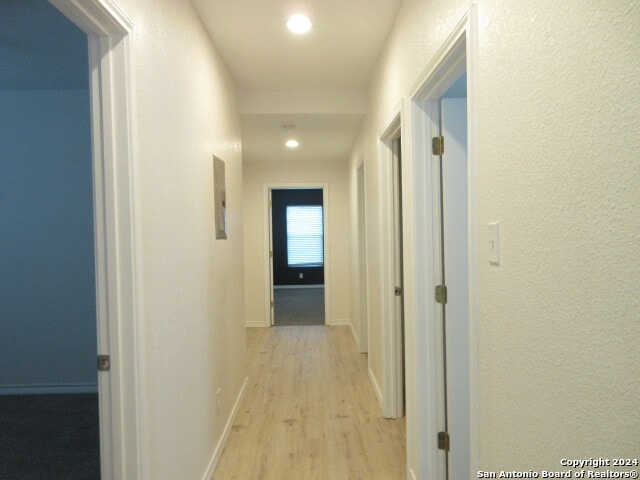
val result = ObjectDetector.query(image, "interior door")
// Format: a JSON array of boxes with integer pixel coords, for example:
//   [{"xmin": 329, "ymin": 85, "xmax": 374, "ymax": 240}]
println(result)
[
  {"xmin": 357, "ymin": 165, "xmax": 369, "ymax": 352},
  {"xmin": 268, "ymin": 189, "xmax": 275, "ymax": 325},
  {"xmin": 392, "ymin": 136, "xmax": 405, "ymax": 416},
  {"xmin": 438, "ymin": 97, "xmax": 470, "ymax": 479}
]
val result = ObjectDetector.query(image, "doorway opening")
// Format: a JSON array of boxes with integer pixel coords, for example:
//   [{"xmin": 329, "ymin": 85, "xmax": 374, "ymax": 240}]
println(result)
[
  {"xmin": 408, "ymin": 11, "xmax": 477, "ymax": 479},
  {"xmin": 45, "ymin": 1, "xmax": 145, "ymax": 478},
  {"xmin": 380, "ymin": 114, "xmax": 406, "ymax": 419},
  {"xmin": 435, "ymin": 72, "xmax": 470, "ymax": 480},
  {"xmin": 268, "ymin": 188, "xmax": 328, "ymax": 326},
  {"xmin": 0, "ymin": 2, "xmax": 100, "ymax": 477}
]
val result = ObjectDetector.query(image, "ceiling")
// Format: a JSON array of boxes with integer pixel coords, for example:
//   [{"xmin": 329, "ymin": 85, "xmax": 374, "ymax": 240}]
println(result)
[
  {"xmin": 1, "ymin": 0, "xmax": 402, "ymax": 164},
  {"xmin": 191, "ymin": 0, "xmax": 403, "ymax": 163}
]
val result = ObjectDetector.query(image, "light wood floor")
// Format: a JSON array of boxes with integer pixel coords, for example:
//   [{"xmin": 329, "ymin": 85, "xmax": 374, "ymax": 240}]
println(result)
[{"xmin": 213, "ymin": 326, "xmax": 406, "ymax": 480}]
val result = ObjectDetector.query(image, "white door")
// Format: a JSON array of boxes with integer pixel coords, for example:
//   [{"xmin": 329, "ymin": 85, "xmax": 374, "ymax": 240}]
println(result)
[
  {"xmin": 438, "ymin": 97, "xmax": 470, "ymax": 479},
  {"xmin": 357, "ymin": 164, "xmax": 369, "ymax": 352},
  {"xmin": 268, "ymin": 189, "xmax": 275, "ymax": 325},
  {"xmin": 392, "ymin": 136, "xmax": 405, "ymax": 416}
]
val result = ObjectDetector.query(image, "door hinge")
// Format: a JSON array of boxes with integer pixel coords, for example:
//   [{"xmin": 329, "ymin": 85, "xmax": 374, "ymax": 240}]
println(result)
[
  {"xmin": 435, "ymin": 285, "xmax": 448, "ymax": 304},
  {"xmin": 438, "ymin": 431, "xmax": 450, "ymax": 451},
  {"xmin": 97, "ymin": 355, "xmax": 111, "ymax": 372},
  {"xmin": 432, "ymin": 136, "xmax": 444, "ymax": 156},
  {"xmin": 395, "ymin": 286, "xmax": 402, "ymax": 296},
  {"xmin": 270, "ymin": 300, "xmax": 274, "ymax": 308},
  {"xmin": 268, "ymin": 200, "xmax": 272, "ymax": 208},
  {"xmin": 269, "ymin": 250, "xmax": 273, "ymax": 258}
]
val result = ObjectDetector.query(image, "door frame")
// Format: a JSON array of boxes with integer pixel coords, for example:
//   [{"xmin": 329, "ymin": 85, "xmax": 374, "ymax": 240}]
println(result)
[
  {"xmin": 356, "ymin": 158, "xmax": 369, "ymax": 353},
  {"xmin": 50, "ymin": 1, "xmax": 147, "ymax": 478},
  {"xmin": 405, "ymin": 6, "xmax": 479, "ymax": 479},
  {"xmin": 379, "ymin": 108, "xmax": 405, "ymax": 419},
  {"xmin": 262, "ymin": 183, "xmax": 330, "ymax": 327}
]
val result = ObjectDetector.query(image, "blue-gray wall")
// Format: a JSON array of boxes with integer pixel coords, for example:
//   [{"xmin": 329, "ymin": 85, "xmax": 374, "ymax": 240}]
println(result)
[{"xmin": 0, "ymin": 1, "xmax": 96, "ymax": 393}]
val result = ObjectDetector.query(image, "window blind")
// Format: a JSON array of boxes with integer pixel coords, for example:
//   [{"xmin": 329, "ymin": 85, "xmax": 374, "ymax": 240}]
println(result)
[{"xmin": 286, "ymin": 205, "xmax": 324, "ymax": 267}]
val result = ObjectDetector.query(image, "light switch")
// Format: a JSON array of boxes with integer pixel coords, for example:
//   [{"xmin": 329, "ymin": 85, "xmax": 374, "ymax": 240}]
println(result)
[{"xmin": 488, "ymin": 223, "xmax": 500, "ymax": 265}]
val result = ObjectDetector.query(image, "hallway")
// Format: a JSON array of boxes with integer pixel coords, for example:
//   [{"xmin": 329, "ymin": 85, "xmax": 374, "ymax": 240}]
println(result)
[{"xmin": 213, "ymin": 326, "xmax": 406, "ymax": 479}]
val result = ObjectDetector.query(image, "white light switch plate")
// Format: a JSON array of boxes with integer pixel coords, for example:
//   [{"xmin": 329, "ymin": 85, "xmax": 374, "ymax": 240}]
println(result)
[{"xmin": 488, "ymin": 222, "xmax": 500, "ymax": 265}]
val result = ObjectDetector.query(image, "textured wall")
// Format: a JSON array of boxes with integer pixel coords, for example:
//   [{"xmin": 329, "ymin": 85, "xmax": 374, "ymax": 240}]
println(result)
[
  {"xmin": 475, "ymin": 0, "xmax": 640, "ymax": 469},
  {"xmin": 243, "ymin": 160, "xmax": 351, "ymax": 327},
  {"xmin": 350, "ymin": 0, "xmax": 640, "ymax": 476},
  {"xmin": 107, "ymin": 0, "xmax": 246, "ymax": 478}
]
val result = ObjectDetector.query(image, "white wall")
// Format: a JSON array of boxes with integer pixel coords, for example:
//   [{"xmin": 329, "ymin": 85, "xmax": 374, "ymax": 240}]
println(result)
[
  {"xmin": 350, "ymin": 0, "xmax": 640, "ymax": 476},
  {"xmin": 105, "ymin": 1, "xmax": 246, "ymax": 478},
  {"xmin": 243, "ymin": 160, "xmax": 350, "ymax": 327}
]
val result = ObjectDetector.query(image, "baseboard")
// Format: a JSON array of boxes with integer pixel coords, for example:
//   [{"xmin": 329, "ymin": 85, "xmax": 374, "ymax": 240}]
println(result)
[
  {"xmin": 408, "ymin": 467, "xmax": 417, "ymax": 480},
  {"xmin": 368, "ymin": 367, "xmax": 384, "ymax": 411},
  {"xmin": 348, "ymin": 321, "xmax": 360, "ymax": 346},
  {"xmin": 329, "ymin": 318, "xmax": 350, "ymax": 326},
  {"xmin": 0, "ymin": 383, "xmax": 99, "ymax": 395},
  {"xmin": 274, "ymin": 284, "xmax": 324, "ymax": 289},
  {"xmin": 202, "ymin": 376, "xmax": 248, "ymax": 480},
  {"xmin": 246, "ymin": 320, "xmax": 269, "ymax": 327}
]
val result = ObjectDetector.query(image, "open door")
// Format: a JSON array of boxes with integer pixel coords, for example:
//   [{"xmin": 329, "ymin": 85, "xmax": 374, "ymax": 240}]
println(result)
[
  {"xmin": 392, "ymin": 136, "xmax": 406, "ymax": 417},
  {"xmin": 434, "ymin": 85, "xmax": 470, "ymax": 480},
  {"xmin": 356, "ymin": 163, "xmax": 369, "ymax": 352},
  {"xmin": 268, "ymin": 189, "xmax": 275, "ymax": 325}
]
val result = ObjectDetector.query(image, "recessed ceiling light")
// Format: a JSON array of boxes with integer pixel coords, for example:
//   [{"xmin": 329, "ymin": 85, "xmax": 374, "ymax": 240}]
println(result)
[
  {"xmin": 287, "ymin": 14, "xmax": 312, "ymax": 34},
  {"xmin": 285, "ymin": 139, "xmax": 300, "ymax": 148}
]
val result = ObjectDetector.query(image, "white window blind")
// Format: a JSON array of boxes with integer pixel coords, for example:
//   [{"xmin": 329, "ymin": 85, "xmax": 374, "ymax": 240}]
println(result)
[{"xmin": 286, "ymin": 205, "xmax": 324, "ymax": 267}]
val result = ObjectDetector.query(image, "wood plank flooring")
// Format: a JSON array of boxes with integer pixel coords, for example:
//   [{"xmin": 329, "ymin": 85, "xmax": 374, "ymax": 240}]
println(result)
[{"xmin": 213, "ymin": 326, "xmax": 406, "ymax": 480}]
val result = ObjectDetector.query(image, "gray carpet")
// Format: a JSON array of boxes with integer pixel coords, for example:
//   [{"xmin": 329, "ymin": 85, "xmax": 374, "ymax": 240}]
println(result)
[
  {"xmin": 274, "ymin": 287, "xmax": 325, "ymax": 326},
  {"xmin": 0, "ymin": 393, "xmax": 100, "ymax": 479}
]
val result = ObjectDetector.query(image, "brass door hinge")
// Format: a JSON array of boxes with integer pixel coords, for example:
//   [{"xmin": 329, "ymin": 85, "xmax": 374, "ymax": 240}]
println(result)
[
  {"xmin": 435, "ymin": 285, "xmax": 447, "ymax": 304},
  {"xmin": 438, "ymin": 431, "xmax": 450, "ymax": 451},
  {"xmin": 432, "ymin": 136, "xmax": 444, "ymax": 156}
]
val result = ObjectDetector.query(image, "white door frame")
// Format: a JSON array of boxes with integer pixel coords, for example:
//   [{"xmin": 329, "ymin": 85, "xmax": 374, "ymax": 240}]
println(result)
[
  {"xmin": 379, "ymin": 108, "xmax": 405, "ymax": 419},
  {"xmin": 404, "ymin": 6, "xmax": 479, "ymax": 479},
  {"xmin": 262, "ymin": 183, "xmax": 330, "ymax": 327},
  {"xmin": 356, "ymin": 158, "xmax": 369, "ymax": 353},
  {"xmin": 50, "ymin": 1, "xmax": 147, "ymax": 478}
]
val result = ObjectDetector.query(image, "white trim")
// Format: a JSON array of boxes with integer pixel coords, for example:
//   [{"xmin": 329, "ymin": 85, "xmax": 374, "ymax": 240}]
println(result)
[
  {"xmin": 368, "ymin": 368, "xmax": 384, "ymax": 409},
  {"xmin": 246, "ymin": 320, "xmax": 269, "ymax": 328},
  {"xmin": 0, "ymin": 384, "xmax": 99, "ymax": 395},
  {"xmin": 348, "ymin": 321, "xmax": 361, "ymax": 347},
  {"xmin": 274, "ymin": 284, "xmax": 324, "ymax": 289},
  {"xmin": 404, "ymin": 6, "xmax": 478, "ymax": 480},
  {"xmin": 355, "ymin": 156, "xmax": 370, "ymax": 354},
  {"xmin": 408, "ymin": 468, "xmax": 418, "ymax": 480},
  {"xmin": 48, "ymin": 2, "xmax": 147, "ymax": 479},
  {"xmin": 329, "ymin": 318, "xmax": 350, "ymax": 326},
  {"xmin": 264, "ymin": 187, "xmax": 273, "ymax": 327},
  {"xmin": 378, "ymin": 102, "xmax": 404, "ymax": 419},
  {"xmin": 201, "ymin": 376, "xmax": 248, "ymax": 480},
  {"xmin": 262, "ymin": 183, "xmax": 330, "ymax": 327},
  {"xmin": 466, "ymin": 6, "xmax": 481, "ymax": 477}
]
